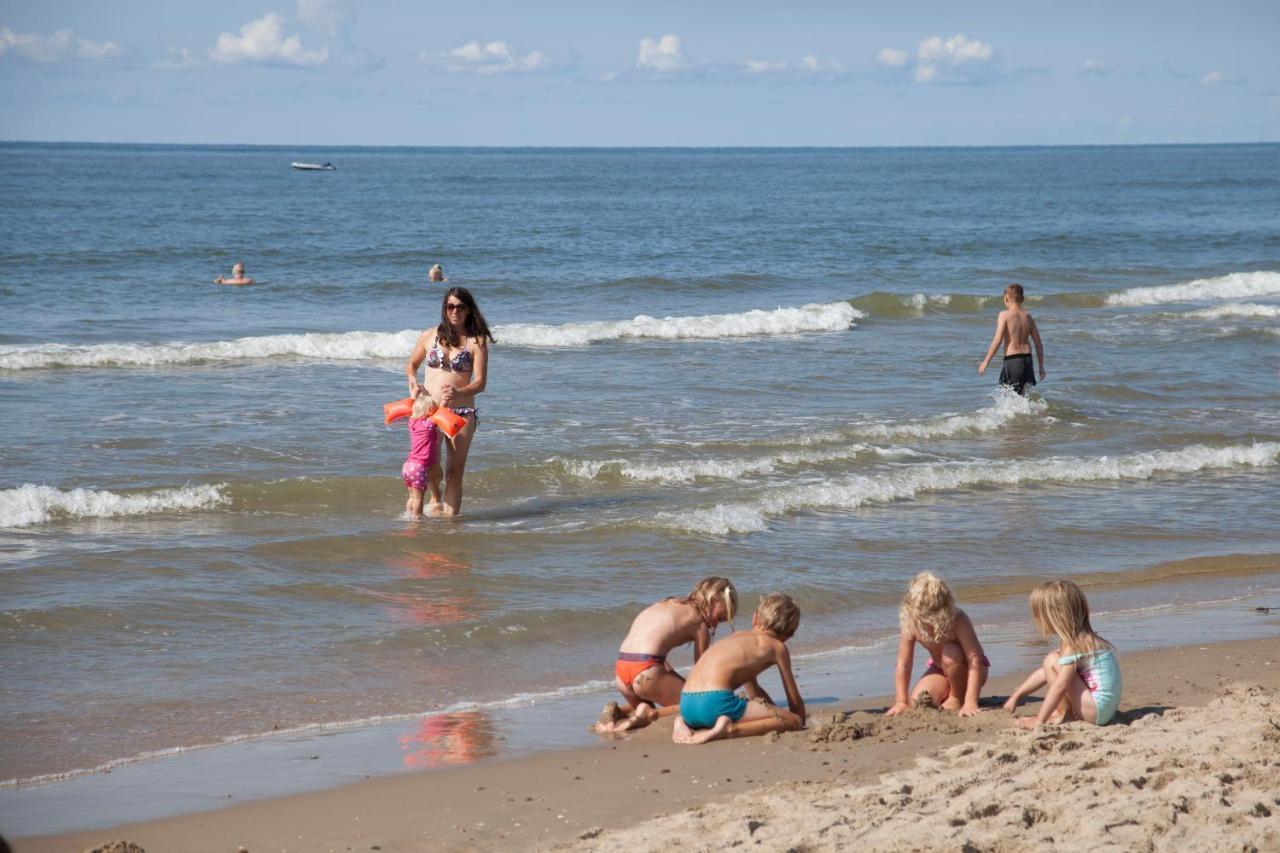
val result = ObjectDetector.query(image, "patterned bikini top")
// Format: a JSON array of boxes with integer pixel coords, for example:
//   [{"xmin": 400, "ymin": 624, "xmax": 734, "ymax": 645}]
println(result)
[{"xmin": 426, "ymin": 335, "xmax": 473, "ymax": 373}]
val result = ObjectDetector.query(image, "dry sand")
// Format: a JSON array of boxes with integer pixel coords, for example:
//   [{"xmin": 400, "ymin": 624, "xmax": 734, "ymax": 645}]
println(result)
[{"xmin": 12, "ymin": 636, "xmax": 1280, "ymax": 853}]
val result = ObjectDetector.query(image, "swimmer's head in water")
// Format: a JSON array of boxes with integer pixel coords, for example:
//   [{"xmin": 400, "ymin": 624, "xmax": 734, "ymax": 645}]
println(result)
[
  {"xmin": 754, "ymin": 592, "xmax": 800, "ymax": 641},
  {"xmin": 233, "ymin": 263, "xmax": 245, "ymax": 276},
  {"xmin": 899, "ymin": 571, "xmax": 956, "ymax": 644},
  {"xmin": 687, "ymin": 577, "xmax": 738, "ymax": 631},
  {"xmin": 1004, "ymin": 282, "xmax": 1025, "ymax": 304},
  {"xmin": 429, "ymin": 264, "xmax": 445, "ymax": 282}
]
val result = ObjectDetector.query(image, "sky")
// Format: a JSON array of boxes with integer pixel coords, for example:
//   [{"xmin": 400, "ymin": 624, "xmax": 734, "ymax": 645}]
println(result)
[{"xmin": 1, "ymin": 0, "xmax": 1277, "ymax": 146}]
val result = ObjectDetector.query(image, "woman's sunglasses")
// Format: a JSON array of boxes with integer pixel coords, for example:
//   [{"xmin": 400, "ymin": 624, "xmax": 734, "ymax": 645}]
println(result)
[{"xmin": 445, "ymin": 302, "xmax": 468, "ymax": 312}]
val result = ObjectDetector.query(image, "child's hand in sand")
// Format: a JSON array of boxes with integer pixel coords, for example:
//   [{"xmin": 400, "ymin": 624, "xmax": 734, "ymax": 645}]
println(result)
[
  {"xmin": 1002, "ymin": 695, "xmax": 1021, "ymax": 714},
  {"xmin": 885, "ymin": 702, "xmax": 910, "ymax": 717},
  {"xmin": 1014, "ymin": 716, "xmax": 1040, "ymax": 730},
  {"xmin": 957, "ymin": 703, "xmax": 980, "ymax": 718}
]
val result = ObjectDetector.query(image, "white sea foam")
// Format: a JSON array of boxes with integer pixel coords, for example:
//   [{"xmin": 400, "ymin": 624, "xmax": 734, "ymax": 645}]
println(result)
[
  {"xmin": 557, "ymin": 444, "xmax": 921, "ymax": 484},
  {"xmin": 1106, "ymin": 271, "xmax": 1280, "ymax": 307},
  {"xmin": 0, "ymin": 302, "xmax": 861, "ymax": 370},
  {"xmin": 0, "ymin": 330, "xmax": 423, "ymax": 371},
  {"xmin": 0, "ymin": 483, "xmax": 228, "ymax": 528},
  {"xmin": 497, "ymin": 300, "xmax": 861, "ymax": 347},
  {"xmin": 657, "ymin": 441, "xmax": 1280, "ymax": 535},
  {"xmin": 855, "ymin": 390, "xmax": 1047, "ymax": 441},
  {"xmin": 1184, "ymin": 302, "xmax": 1280, "ymax": 320}
]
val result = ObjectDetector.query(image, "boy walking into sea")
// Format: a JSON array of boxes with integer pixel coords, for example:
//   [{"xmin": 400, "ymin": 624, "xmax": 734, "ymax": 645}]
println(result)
[
  {"xmin": 672, "ymin": 593, "xmax": 805, "ymax": 744},
  {"xmin": 978, "ymin": 283, "xmax": 1046, "ymax": 395}
]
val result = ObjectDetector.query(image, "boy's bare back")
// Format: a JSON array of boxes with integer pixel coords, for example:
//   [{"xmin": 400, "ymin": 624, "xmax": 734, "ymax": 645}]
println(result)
[
  {"xmin": 683, "ymin": 630, "xmax": 783, "ymax": 692},
  {"xmin": 998, "ymin": 307, "xmax": 1035, "ymax": 356}
]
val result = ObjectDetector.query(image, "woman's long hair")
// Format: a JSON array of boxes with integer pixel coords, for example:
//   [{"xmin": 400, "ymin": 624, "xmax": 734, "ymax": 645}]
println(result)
[{"xmin": 437, "ymin": 287, "xmax": 496, "ymax": 349}]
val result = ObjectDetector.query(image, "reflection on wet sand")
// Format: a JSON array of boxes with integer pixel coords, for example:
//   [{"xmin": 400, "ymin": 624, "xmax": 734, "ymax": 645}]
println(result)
[
  {"xmin": 366, "ymin": 551, "xmax": 480, "ymax": 625},
  {"xmin": 398, "ymin": 711, "xmax": 500, "ymax": 768}
]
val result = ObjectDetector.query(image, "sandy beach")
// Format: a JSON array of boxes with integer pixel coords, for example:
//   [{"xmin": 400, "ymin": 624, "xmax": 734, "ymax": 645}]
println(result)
[{"xmin": 13, "ymin": 632, "xmax": 1278, "ymax": 852}]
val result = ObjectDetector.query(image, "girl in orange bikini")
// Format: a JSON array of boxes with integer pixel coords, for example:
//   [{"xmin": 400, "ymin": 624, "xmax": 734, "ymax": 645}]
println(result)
[{"xmin": 596, "ymin": 577, "xmax": 738, "ymax": 733}]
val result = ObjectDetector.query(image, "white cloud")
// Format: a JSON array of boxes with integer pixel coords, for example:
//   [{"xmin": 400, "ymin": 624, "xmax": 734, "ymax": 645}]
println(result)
[
  {"xmin": 296, "ymin": 0, "xmax": 355, "ymax": 37},
  {"xmin": 916, "ymin": 33, "xmax": 994, "ymax": 83},
  {"xmin": 874, "ymin": 35, "xmax": 999, "ymax": 84},
  {"xmin": 801, "ymin": 54, "xmax": 846, "ymax": 74},
  {"xmin": 210, "ymin": 13, "xmax": 328, "ymax": 66},
  {"xmin": 742, "ymin": 56, "xmax": 845, "ymax": 78},
  {"xmin": 0, "ymin": 27, "xmax": 122, "ymax": 63},
  {"xmin": 744, "ymin": 59, "xmax": 788, "ymax": 74},
  {"xmin": 1201, "ymin": 70, "xmax": 1225, "ymax": 86},
  {"xmin": 637, "ymin": 34, "xmax": 689, "ymax": 72},
  {"xmin": 1080, "ymin": 58, "xmax": 1112, "ymax": 77},
  {"xmin": 435, "ymin": 40, "xmax": 548, "ymax": 74},
  {"xmin": 876, "ymin": 47, "xmax": 909, "ymax": 68}
]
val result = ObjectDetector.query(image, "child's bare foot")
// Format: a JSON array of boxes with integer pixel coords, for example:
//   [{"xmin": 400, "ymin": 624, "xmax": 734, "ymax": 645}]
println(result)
[
  {"xmin": 941, "ymin": 696, "xmax": 963, "ymax": 713},
  {"xmin": 912, "ymin": 691, "xmax": 937, "ymax": 711},
  {"xmin": 427, "ymin": 500, "xmax": 444, "ymax": 516},
  {"xmin": 681, "ymin": 715, "xmax": 732, "ymax": 744},
  {"xmin": 614, "ymin": 703, "xmax": 657, "ymax": 733},
  {"xmin": 593, "ymin": 701, "xmax": 622, "ymax": 732}
]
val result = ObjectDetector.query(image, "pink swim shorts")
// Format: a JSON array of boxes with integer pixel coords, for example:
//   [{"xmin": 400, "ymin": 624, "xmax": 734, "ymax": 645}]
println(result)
[{"xmin": 402, "ymin": 458, "xmax": 429, "ymax": 491}]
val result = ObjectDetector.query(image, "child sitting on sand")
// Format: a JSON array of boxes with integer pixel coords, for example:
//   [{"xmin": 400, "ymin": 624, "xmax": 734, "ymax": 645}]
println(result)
[
  {"xmin": 886, "ymin": 572, "xmax": 989, "ymax": 717},
  {"xmin": 672, "ymin": 592, "xmax": 805, "ymax": 744},
  {"xmin": 597, "ymin": 577, "xmax": 738, "ymax": 733},
  {"xmin": 1005, "ymin": 580, "xmax": 1123, "ymax": 728},
  {"xmin": 402, "ymin": 392, "xmax": 441, "ymax": 518}
]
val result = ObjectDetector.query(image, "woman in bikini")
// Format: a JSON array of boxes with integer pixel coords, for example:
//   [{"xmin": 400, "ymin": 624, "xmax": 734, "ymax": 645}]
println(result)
[{"xmin": 405, "ymin": 287, "xmax": 494, "ymax": 516}]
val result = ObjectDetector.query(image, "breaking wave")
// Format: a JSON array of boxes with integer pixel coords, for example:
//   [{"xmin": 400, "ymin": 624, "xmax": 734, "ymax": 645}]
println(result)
[
  {"xmin": 1106, "ymin": 271, "xmax": 1280, "ymax": 307},
  {"xmin": 657, "ymin": 441, "xmax": 1280, "ymax": 535},
  {"xmin": 1183, "ymin": 302, "xmax": 1280, "ymax": 320},
  {"xmin": 0, "ymin": 302, "xmax": 860, "ymax": 370},
  {"xmin": 0, "ymin": 483, "xmax": 228, "ymax": 529}
]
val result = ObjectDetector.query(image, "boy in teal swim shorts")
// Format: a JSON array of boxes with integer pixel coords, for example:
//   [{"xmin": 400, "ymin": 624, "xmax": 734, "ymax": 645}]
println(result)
[{"xmin": 673, "ymin": 592, "xmax": 806, "ymax": 744}]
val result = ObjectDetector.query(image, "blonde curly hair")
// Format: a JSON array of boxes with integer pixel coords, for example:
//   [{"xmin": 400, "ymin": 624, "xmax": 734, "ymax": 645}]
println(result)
[{"xmin": 899, "ymin": 571, "xmax": 957, "ymax": 644}]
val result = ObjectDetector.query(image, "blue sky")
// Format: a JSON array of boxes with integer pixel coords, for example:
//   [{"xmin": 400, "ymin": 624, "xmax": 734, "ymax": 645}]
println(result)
[{"xmin": 1, "ymin": 0, "xmax": 1277, "ymax": 146}]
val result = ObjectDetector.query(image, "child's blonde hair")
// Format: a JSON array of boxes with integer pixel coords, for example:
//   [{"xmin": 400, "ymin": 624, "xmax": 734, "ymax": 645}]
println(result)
[
  {"xmin": 1030, "ymin": 580, "xmax": 1104, "ymax": 654},
  {"xmin": 411, "ymin": 392, "xmax": 439, "ymax": 419},
  {"xmin": 684, "ymin": 577, "xmax": 738, "ymax": 628},
  {"xmin": 755, "ymin": 592, "xmax": 800, "ymax": 641},
  {"xmin": 899, "ymin": 571, "xmax": 957, "ymax": 644}
]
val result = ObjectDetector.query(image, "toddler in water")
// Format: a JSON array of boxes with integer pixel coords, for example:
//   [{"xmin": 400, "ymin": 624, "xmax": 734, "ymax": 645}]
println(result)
[
  {"xmin": 672, "ymin": 592, "xmax": 805, "ymax": 744},
  {"xmin": 1006, "ymin": 580, "xmax": 1123, "ymax": 728},
  {"xmin": 402, "ymin": 392, "xmax": 441, "ymax": 517},
  {"xmin": 597, "ymin": 577, "xmax": 738, "ymax": 733},
  {"xmin": 886, "ymin": 572, "xmax": 989, "ymax": 717}
]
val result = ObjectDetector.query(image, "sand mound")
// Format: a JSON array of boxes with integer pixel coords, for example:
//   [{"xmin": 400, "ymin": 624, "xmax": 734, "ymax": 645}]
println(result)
[{"xmin": 559, "ymin": 683, "xmax": 1280, "ymax": 852}]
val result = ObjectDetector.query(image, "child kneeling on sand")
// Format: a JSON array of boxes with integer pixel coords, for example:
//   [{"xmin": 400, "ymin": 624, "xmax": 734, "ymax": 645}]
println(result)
[
  {"xmin": 886, "ymin": 572, "xmax": 989, "ymax": 717},
  {"xmin": 597, "ymin": 577, "xmax": 738, "ymax": 733},
  {"xmin": 1005, "ymin": 580, "xmax": 1123, "ymax": 728},
  {"xmin": 673, "ymin": 592, "xmax": 805, "ymax": 744}
]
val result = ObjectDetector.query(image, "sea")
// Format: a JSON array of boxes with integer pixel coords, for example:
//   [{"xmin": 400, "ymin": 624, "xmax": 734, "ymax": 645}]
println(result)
[{"xmin": 1, "ymin": 143, "xmax": 1278, "ymax": 819}]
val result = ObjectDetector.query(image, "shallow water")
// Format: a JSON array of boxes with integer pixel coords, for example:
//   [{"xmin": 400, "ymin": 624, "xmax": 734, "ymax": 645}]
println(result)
[{"xmin": 1, "ymin": 143, "xmax": 1278, "ymax": 783}]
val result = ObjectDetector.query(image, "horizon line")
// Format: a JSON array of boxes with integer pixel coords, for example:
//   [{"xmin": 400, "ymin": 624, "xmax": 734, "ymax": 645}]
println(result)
[{"xmin": 1, "ymin": 138, "xmax": 1276, "ymax": 151}]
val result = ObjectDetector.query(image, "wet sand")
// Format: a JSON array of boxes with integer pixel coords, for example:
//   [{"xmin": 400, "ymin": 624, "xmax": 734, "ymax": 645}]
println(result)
[{"xmin": 14, "ymin": 633, "xmax": 1279, "ymax": 852}]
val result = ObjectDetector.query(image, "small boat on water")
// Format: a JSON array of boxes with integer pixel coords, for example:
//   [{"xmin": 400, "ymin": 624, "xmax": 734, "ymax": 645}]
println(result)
[{"xmin": 291, "ymin": 161, "xmax": 336, "ymax": 171}]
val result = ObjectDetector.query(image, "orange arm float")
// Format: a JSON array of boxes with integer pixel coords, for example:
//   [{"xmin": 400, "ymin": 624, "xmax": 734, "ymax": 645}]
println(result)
[{"xmin": 382, "ymin": 398, "xmax": 466, "ymax": 439}]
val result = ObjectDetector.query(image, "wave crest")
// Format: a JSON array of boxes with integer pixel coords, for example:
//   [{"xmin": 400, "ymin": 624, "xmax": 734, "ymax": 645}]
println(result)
[
  {"xmin": 0, "ymin": 483, "xmax": 228, "ymax": 528},
  {"xmin": 1106, "ymin": 271, "xmax": 1280, "ymax": 307},
  {"xmin": 658, "ymin": 442, "xmax": 1280, "ymax": 535},
  {"xmin": 498, "ymin": 301, "xmax": 861, "ymax": 347},
  {"xmin": 0, "ymin": 302, "xmax": 861, "ymax": 370}
]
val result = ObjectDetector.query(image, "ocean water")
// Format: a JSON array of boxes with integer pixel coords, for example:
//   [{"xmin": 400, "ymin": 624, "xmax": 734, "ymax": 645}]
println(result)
[{"xmin": 1, "ymin": 143, "xmax": 1279, "ymax": 786}]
